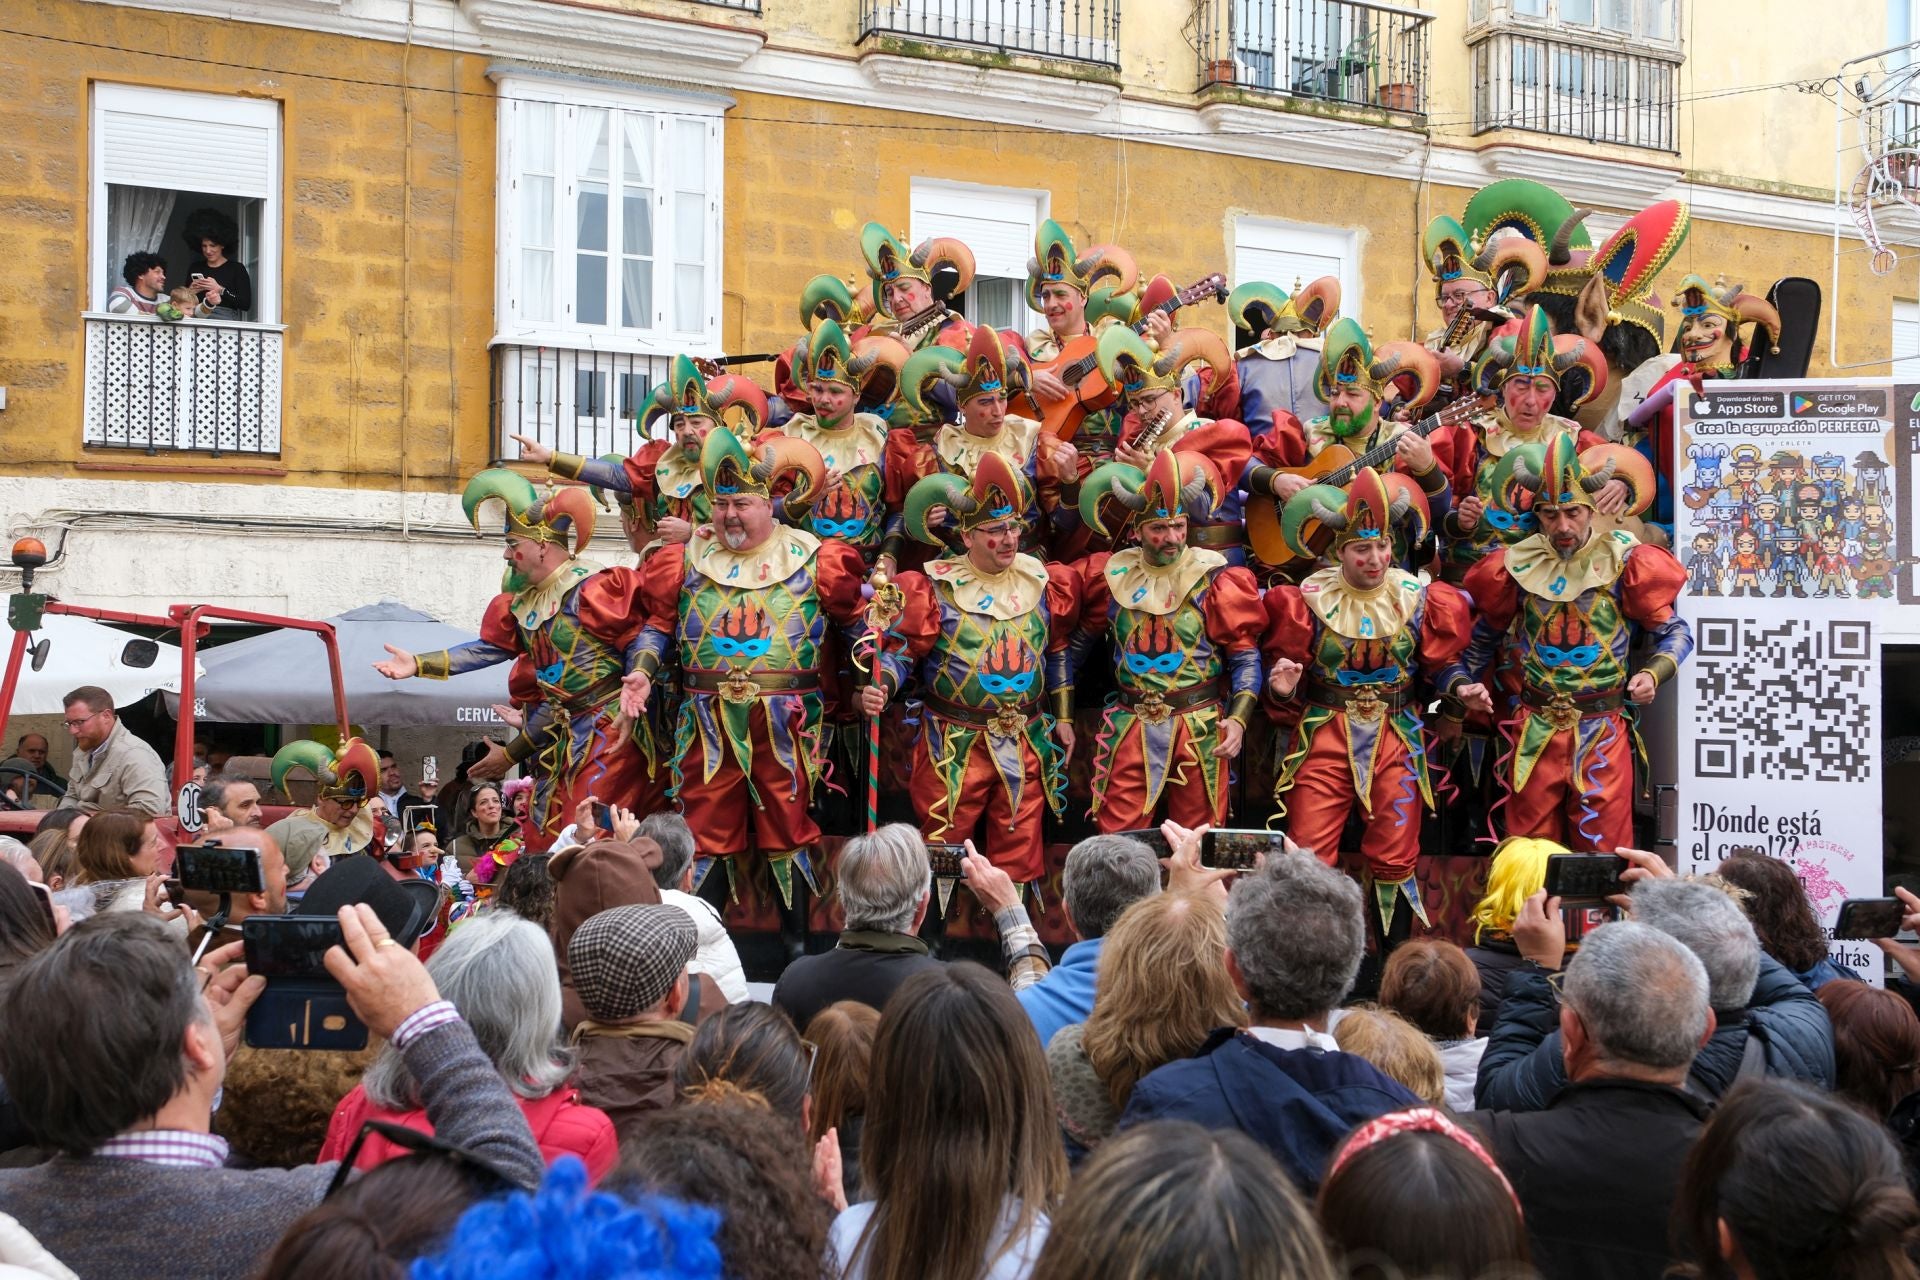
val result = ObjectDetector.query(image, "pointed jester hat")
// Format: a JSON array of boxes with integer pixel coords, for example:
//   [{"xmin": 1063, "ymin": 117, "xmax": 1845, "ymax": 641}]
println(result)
[
  {"xmin": 700, "ymin": 424, "xmax": 826, "ymax": 504},
  {"xmin": 1313, "ymin": 317, "xmax": 1443, "ymax": 409},
  {"xmin": 1079, "ymin": 449, "xmax": 1225, "ymax": 538},
  {"xmin": 1025, "ymin": 218, "xmax": 1139, "ymax": 310},
  {"xmin": 1230, "ymin": 277, "xmax": 1341, "ymax": 339},
  {"xmin": 1494, "ymin": 436, "xmax": 1654, "ymax": 514},
  {"xmin": 797, "ymin": 274, "xmax": 871, "ymax": 332},
  {"xmin": 1096, "ymin": 325, "xmax": 1231, "ymax": 401},
  {"xmin": 271, "ymin": 736, "xmax": 380, "ymax": 802},
  {"xmin": 901, "ymin": 325, "xmax": 1028, "ymax": 417},
  {"xmin": 903, "ymin": 451, "xmax": 1033, "ymax": 544},
  {"xmin": 860, "ymin": 223, "xmax": 976, "ymax": 319},
  {"xmin": 1423, "ymin": 213, "xmax": 1488, "ymax": 287},
  {"xmin": 465, "ymin": 469, "xmax": 597, "ymax": 555},
  {"xmin": 640, "ymin": 355, "xmax": 771, "ymax": 436},
  {"xmin": 1672, "ymin": 274, "xmax": 1782, "ymax": 356},
  {"xmin": 1461, "ymin": 179, "xmax": 1594, "ymax": 262},
  {"xmin": 1281, "ymin": 467, "xmax": 1427, "ymax": 560},
  {"xmin": 1472, "ymin": 305, "xmax": 1609, "ymax": 408},
  {"xmin": 792, "ymin": 319, "xmax": 909, "ymax": 401},
  {"xmin": 1539, "ymin": 200, "xmax": 1692, "ymax": 345}
]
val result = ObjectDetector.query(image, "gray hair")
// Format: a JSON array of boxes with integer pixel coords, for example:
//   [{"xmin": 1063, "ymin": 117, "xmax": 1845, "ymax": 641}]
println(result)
[
  {"xmin": 362, "ymin": 913, "xmax": 571, "ymax": 1109},
  {"xmin": 837, "ymin": 823, "xmax": 931, "ymax": 934},
  {"xmin": 0, "ymin": 836, "xmax": 37, "ymax": 880},
  {"xmin": 1225, "ymin": 854, "xmax": 1364, "ymax": 1021},
  {"xmin": 1631, "ymin": 879, "xmax": 1762, "ymax": 1011},
  {"xmin": 638, "ymin": 812, "xmax": 697, "ymax": 891},
  {"xmin": 1062, "ymin": 835, "xmax": 1161, "ymax": 940},
  {"xmin": 1562, "ymin": 920, "xmax": 1710, "ymax": 1071}
]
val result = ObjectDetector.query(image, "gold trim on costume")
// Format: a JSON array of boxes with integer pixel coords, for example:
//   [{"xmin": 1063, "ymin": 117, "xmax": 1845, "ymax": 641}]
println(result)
[
  {"xmin": 513, "ymin": 559, "xmax": 602, "ymax": 630},
  {"xmin": 935, "ymin": 415, "xmax": 1041, "ymax": 475},
  {"xmin": 1470, "ymin": 409, "xmax": 1583, "ymax": 460},
  {"xmin": 691, "ymin": 528, "xmax": 821, "ymax": 588},
  {"xmin": 927, "ymin": 552, "xmax": 1051, "ymax": 621},
  {"xmin": 654, "ymin": 448, "xmax": 704, "ymax": 501},
  {"xmin": 1506, "ymin": 528, "xmax": 1639, "ymax": 603},
  {"xmin": 1102, "ymin": 547, "xmax": 1225, "ymax": 617},
  {"xmin": 1299, "ymin": 565, "xmax": 1422, "ymax": 641},
  {"xmin": 781, "ymin": 412, "xmax": 888, "ymax": 473}
]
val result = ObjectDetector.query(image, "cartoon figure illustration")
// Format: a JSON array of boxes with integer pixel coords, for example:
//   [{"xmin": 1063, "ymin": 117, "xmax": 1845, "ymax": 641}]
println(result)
[
  {"xmin": 1863, "ymin": 503, "xmax": 1892, "ymax": 551},
  {"xmin": 1750, "ymin": 492, "xmax": 1787, "ymax": 569},
  {"xmin": 1840, "ymin": 495, "xmax": 1866, "ymax": 544},
  {"xmin": 1705, "ymin": 489, "xmax": 1745, "ymax": 554},
  {"xmin": 1682, "ymin": 442, "xmax": 1730, "ymax": 512},
  {"xmin": 1726, "ymin": 529, "xmax": 1764, "ymax": 597},
  {"xmin": 1812, "ymin": 453, "xmax": 1847, "ymax": 511},
  {"xmin": 1812, "ymin": 524, "xmax": 1852, "ymax": 598},
  {"xmin": 1767, "ymin": 450, "xmax": 1806, "ymax": 500},
  {"xmin": 1728, "ymin": 443, "xmax": 1763, "ymax": 502},
  {"xmin": 1772, "ymin": 536, "xmax": 1812, "ymax": 599},
  {"xmin": 1856, "ymin": 450, "xmax": 1892, "ymax": 508},
  {"xmin": 1685, "ymin": 532, "xmax": 1724, "ymax": 596},
  {"xmin": 1793, "ymin": 482, "xmax": 1828, "ymax": 541},
  {"xmin": 1854, "ymin": 530, "xmax": 1900, "ymax": 600}
]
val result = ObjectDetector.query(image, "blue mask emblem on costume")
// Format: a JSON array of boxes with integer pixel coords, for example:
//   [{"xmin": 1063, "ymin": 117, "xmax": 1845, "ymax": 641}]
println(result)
[
  {"xmin": 1484, "ymin": 509, "xmax": 1538, "ymax": 533},
  {"xmin": 812, "ymin": 517, "xmax": 868, "ymax": 538},
  {"xmin": 711, "ymin": 635, "xmax": 773, "ymax": 659},
  {"xmin": 536, "ymin": 661, "xmax": 565, "ymax": 684},
  {"xmin": 1123, "ymin": 652, "xmax": 1184, "ymax": 676},
  {"xmin": 1334, "ymin": 666, "xmax": 1398, "ymax": 686},
  {"xmin": 978, "ymin": 670, "xmax": 1036, "ymax": 695},
  {"xmin": 1537, "ymin": 643, "xmax": 1601, "ymax": 668}
]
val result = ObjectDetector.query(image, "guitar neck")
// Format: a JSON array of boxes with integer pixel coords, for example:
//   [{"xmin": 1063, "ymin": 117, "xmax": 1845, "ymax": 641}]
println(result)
[
  {"xmin": 1058, "ymin": 295, "xmax": 1195, "ymax": 383},
  {"xmin": 1325, "ymin": 410, "xmax": 1455, "ymax": 487}
]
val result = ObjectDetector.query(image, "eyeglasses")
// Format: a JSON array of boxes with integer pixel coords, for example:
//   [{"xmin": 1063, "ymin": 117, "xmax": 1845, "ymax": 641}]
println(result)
[
  {"xmin": 61, "ymin": 709, "xmax": 107, "ymax": 731},
  {"xmin": 324, "ymin": 1119, "xmax": 513, "ymax": 1199}
]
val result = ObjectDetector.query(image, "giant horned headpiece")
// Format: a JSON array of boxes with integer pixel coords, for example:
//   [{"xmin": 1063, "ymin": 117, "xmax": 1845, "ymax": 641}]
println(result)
[
  {"xmin": 1078, "ymin": 449, "xmax": 1225, "ymax": 538},
  {"xmin": 1229, "ymin": 277, "xmax": 1341, "ymax": 340},
  {"xmin": 860, "ymin": 223, "xmax": 976, "ymax": 319},
  {"xmin": 900, "ymin": 325, "xmax": 1029, "ymax": 418},
  {"xmin": 1539, "ymin": 200, "xmax": 1692, "ymax": 347},
  {"xmin": 792, "ymin": 319, "xmax": 909, "ymax": 403},
  {"xmin": 640, "ymin": 354, "xmax": 771, "ymax": 436},
  {"xmin": 1671, "ymin": 274, "xmax": 1783, "ymax": 360},
  {"xmin": 902, "ymin": 452, "xmax": 1033, "ymax": 544},
  {"xmin": 797, "ymin": 274, "xmax": 872, "ymax": 332},
  {"xmin": 1025, "ymin": 218, "xmax": 1139, "ymax": 310},
  {"xmin": 464, "ymin": 469, "xmax": 597, "ymax": 556},
  {"xmin": 699, "ymin": 424, "xmax": 826, "ymax": 505},
  {"xmin": 1095, "ymin": 325, "xmax": 1231, "ymax": 401},
  {"xmin": 1313, "ymin": 317, "xmax": 1443, "ymax": 410},
  {"xmin": 1471, "ymin": 305, "xmax": 1609, "ymax": 409},
  {"xmin": 1492, "ymin": 436, "xmax": 1655, "ymax": 514},
  {"xmin": 1281, "ymin": 467, "xmax": 1427, "ymax": 560},
  {"xmin": 271, "ymin": 736, "xmax": 380, "ymax": 802}
]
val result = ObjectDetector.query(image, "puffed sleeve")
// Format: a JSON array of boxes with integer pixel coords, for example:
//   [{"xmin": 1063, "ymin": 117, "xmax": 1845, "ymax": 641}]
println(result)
[
  {"xmin": 882, "ymin": 428, "xmax": 933, "ymax": 510},
  {"xmin": 1259, "ymin": 585, "xmax": 1315, "ymax": 723},
  {"xmin": 1172, "ymin": 418, "xmax": 1253, "ymax": 485},
  {"xmin": 1194, "ymin": 363, "xmax": 1242, "ymax": 422},
  {"xmin": 573, "ymin": 567, "xmax": 646, "ymax": 649},
  {"xmin": 478, "ymin": 593, "xmax": 522, "ymax": 651},
  {"xmin": 1207, "ymin": 565, "xmax": 1266, "ymax": 721},
  {"xmin": 875, "ymin": 571, "xmax": 941, "ymax": 694},
  {"xmin": 624, "ymin": 439, "xmax": 671, "ymax": 511},
  {"xmin": 1250, "ymin": 413, "xmax": 1310, "ymax": 469},
  {"xmin": 813, "ymin": 538, "xmax": 872, "ymax": 627},
  {"xmin": 416, "ymin": 593, "xmax": 522, "ymax": 680},
  {"xmin": 1460, "ymin": 547, "xmax": 1520, "ymax": 681},
  {"xmin": 1621, "ymin": 542, "xmax": 1693, "ymax": 687},
  {"xmin": 1418, "ymin": 581, "xmax": 1475, "ymax": 693},
  {"xmin": 1429, "ymin": 422, "xmax": 1482, "ymax": 504},
  {"xmin": 630, "ymin": 546, "xmax": 688, "ymax": 676},
  {"xmin": 1044, "ymin": 561, "xmax": 1082, "ymax": 651}
]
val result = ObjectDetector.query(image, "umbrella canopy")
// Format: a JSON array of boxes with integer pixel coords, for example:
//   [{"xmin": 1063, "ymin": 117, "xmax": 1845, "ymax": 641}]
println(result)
[
  {"xmin": 164, "ymin": 600, "xmax": 514, "ymax": 729},
  {"xmin": 5, "ymin": 614, "xmax": 195, "ymax": 715}
]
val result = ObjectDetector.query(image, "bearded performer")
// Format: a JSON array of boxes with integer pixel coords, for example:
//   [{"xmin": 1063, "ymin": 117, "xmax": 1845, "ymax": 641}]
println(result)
[
  {"xmin": 1437, "ymin": 305, "xmax": 1617, "ymax": 582},
  {"xmin": 1262, "ymin": 470, "xmax": 1474, "ymax": 934},
  {"xmin": 269, "ymin": 736, "xmax": 383, "ymax": 859},
  {"xmin": 626, "ymin": 427, "xmax": 869, "ymax": 941},
  {"xmin": 1221, "ymin": 276, "xmax": 1341, "ymax": 434},
  {"xmin": 860, "ymin": 223, "xmax": 976, "ymax": 354},
  {"xmin": 375, "ymin": 473, "xmax": 651, "ymax": 847},
  {"xmin": 861, "ymin": 455, "xmax": 1078, "ymax": 896},
  {"xmin": 1095, "ymin": 325, "xmax": 1252, "ymax": 560},
  {"xmin": 1461, "ymin": 437, "xmax": 1689, "ymax": 852},
  {"xmin": 883, "ymin": 325, "xmax": 1077, "ymax": 571},
  {"xmin": 1069, "ymin": 450, "xmax": 1263, "ymax": 831},
  {"xmin": 780, "ymin": 319, "xmax": 908, "ymax": 562},
  {"xmin": 1018, "ymin": 218, "xmax": 1139, "ymax": 467},
  {"xmin": 512, "ymin": 355, "xmax": 771, "ymax": 548}
]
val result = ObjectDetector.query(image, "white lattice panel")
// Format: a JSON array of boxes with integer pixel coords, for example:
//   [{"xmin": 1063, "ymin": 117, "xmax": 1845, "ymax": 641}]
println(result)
[{"xmin": 83, "ymin": 315, "xmax": 283, "ymax": 455}]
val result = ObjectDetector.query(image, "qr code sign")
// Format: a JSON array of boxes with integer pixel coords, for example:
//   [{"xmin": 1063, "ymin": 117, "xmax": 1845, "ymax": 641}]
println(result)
[{"xmin": 1690, "ymin": 617, "xmax": 1873, "ymax": 783}]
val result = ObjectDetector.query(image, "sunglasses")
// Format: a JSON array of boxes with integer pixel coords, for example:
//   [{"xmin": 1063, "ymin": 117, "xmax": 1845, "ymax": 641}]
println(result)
[{"xmin": 324, "ymin": 1119, "xmax": 514, "ymax": 1199}]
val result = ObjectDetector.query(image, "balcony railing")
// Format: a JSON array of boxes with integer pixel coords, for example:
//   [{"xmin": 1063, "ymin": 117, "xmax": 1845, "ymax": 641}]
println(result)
[
  {"xmin": 82, "ymin": 313, "xmax": 284, "ymax": 456},
  {"xmin": 1470, "ymin": 30, "xmax": 1679, "ymax": 151},
  {"xmin": 858, "ymin": 0, "xmax": 1120, "ymax": 67},
  {"xmin": 491, "ymin": 343, "xmax": 674, "ymax": 462},
  {"xmin": 1193, "ymin": 0, "xmax": 1433, "ymax": 113}
]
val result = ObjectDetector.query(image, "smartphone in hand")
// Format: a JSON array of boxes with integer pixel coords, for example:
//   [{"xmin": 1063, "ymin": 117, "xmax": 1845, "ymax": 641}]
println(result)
[
  {"xmin": 1543, "ymin": 854, "xmax": 1630, "ymax": 901},
  {"xmin": 1833, "ymin": 897, "xmax": 1906, "ymax": 940}
]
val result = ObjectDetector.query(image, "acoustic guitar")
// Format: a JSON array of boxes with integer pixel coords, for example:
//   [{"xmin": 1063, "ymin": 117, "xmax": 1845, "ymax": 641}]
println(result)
[
  {"xmin": 1020, "ymin": 274, "xmax": 1229, "ymax": 440},
  {"xmin": 1245, "ymin": 393, "xmax": 1491, "ymax": 568}
]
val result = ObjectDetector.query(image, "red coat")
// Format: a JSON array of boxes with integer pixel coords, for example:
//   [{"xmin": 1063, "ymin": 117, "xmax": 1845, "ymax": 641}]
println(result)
[{"xmin": 319, "ymin": 1079, "xmax": 617, "ymax": 1184}]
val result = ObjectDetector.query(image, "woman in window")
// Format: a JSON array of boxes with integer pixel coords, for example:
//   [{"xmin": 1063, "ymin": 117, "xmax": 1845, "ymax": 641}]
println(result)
[{"xmin": 183, "ymin": 207, "xmax": 253, "ymax": 320}]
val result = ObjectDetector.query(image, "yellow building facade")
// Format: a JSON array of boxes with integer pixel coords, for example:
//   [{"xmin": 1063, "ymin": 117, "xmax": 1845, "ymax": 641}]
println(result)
[{"xmin": 0, "ymin": 0, "xmax": 1912, "ymax": 623}]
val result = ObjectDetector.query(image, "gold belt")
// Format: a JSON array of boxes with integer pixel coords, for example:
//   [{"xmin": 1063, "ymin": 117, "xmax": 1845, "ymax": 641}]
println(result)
[
  {"xmin": 1116, "ymin": 682, "xmax": 1222, "ymax": 724},
  {"xmin": 924, "ymin": 692, "xmax": 1040, "ymax": 741},
  {"xmin": 1520, "ymin": 686, "xmax": 1626, "ymax": 731},
  {"xmin": 683, "ymin": 668, "xmax": 820, "ymax": 705},
  {"xmin": 1303, "ymin": 678, "xmax": 1412, "ymax": 723}
]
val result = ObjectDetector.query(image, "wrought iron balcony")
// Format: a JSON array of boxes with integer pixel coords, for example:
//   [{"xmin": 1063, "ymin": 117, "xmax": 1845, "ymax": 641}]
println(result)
[
  {"xmin": 490, "ymin": 343, "xmax": 673, "ymax": 462},
  {"xmin": 1470, "ymin": 30, "xmax": 1679, "ymax": 151},
  {"xmin": 82, "ymin": 313, "xmax": 284, "ymax": 456},
  {"xmin": 858, "ymin": 0, "xmax": 1120, "ymax": 67},
  {"xmin": 1193, "ymin": 0, "xmax": 1433, "ymax": 113}
]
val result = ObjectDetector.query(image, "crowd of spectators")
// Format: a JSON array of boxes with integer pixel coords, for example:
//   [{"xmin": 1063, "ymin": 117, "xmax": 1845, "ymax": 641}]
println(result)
[{"xmin": 6, "ymin": 798, "xmax": 1920, "ymax": 1280}]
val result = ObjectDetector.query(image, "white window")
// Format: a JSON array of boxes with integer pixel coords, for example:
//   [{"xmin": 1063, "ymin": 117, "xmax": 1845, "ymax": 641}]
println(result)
[
  {"xmin": 89, "ymin": 84, "xmax": 280, "ymax": 323},
  {"xmin": 1893, "ymin": 300, "xmax": 1920, "ymax": 370},
  {"xmin": 1493, "ymin": 0, "xmax": 1677, "ymax": 40},
  {"xmin": 910, "ymin": 180, "xmax": 1047, "ymax": 335},
  {"xmin": 1232, "ymin": 217, "xmax": 1360, "ymax": 329},
  {"xmin": 496, "ymin": 76, "xmax": 724, "ymax": 354}
]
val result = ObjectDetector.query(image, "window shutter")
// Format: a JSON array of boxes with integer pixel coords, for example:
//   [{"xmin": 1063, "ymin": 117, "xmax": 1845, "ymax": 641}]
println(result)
[
  {"xmin": 96, "ymin": 85, "xmax": 276, "ymax": 198},
  {"xmin": 910, "ymin": 184, "xmax": 1042, "ymax": 280}
]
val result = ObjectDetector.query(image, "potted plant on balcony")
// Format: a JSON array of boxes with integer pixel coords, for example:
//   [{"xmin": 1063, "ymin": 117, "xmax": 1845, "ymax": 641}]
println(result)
[
  {"xmin": 1378, "ymin": 80, "xmax": 1419, "ymax": 112},
  {"xmin": 1205, "ymin": 57, "xmax": 1238, "ymax": 85}
]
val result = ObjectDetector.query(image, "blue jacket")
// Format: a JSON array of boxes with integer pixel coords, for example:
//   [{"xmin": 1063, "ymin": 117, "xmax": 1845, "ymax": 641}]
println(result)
[
  {"xmin": 1474, "ymin": 955, "xmax": 1836, "ymax": 1112},
  {"xmin": 1017, "ymin": 938, "xmax": 1103, "ymax": 1050},
  {"xmin": 1117, "ymin": 1028, "xmax": 1420, "ymax": 1191}
]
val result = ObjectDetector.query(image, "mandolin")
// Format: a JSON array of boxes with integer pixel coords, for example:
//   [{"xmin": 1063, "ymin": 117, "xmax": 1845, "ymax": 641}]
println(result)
[
  {"xmin": 1245, "ymin": 393, "xmax": 1491, "ymax": 568},
  {"xmin": 1020, "ymin": 274, "xmax": 1229, "ymax": 440}
]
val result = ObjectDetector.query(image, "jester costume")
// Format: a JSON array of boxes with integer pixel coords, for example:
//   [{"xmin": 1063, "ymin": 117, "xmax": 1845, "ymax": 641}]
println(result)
[
  {"xmin": 779, "ymin": 320, "xmax": 906, "ymax": 562},
  {"xmin": 1462, "ymin": 437, "xmax": 1690, "ymax": 852},
  {"xmin": 1017, "ymin": 219, "xmax": 1139, "ymax": 473},
  {"xmin": 409, "ymin": 472, "xmax": 651, "ymax": 846},
  {"xmin": 1420, "ymin": 209, "xmax": 1501, "ymax": 403},
  {"xmin": 1096, "ymin": 324, "xmax": 1253, "ymax": 560},
  {"xmin": 1262, "ymin": 470, "xmax": 1473, "ymax": 929},
  {"xmin": 1069, "ymin": 452, "xmax": 1264, "ymax": 831},
  {"xmin": 270, "ymin": 736, "xmax": 382, "ymax": 859},
  {"xmin": 1222, "ymin": 276, "xmax": 1340, "ymax": 436},
  {"xmin": 545, "ymin": 356, "xmax": 771, "ymax": 531},
  {"xmin": 859, "ymin": 222, "xmax": 977, "ymax": 354},
  {"xmin": 632, "ymin": 427, "xmax": 869, "ymax": 904},
  {"xmin": 875, "ymin": 455, "xmax": 1079, "ymax": 887}
]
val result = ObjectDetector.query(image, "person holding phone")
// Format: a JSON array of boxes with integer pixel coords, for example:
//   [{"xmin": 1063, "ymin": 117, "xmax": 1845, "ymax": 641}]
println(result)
[{"xmin": 1262, "ymin": 468, "xmax": 1475, "ymax": 942}]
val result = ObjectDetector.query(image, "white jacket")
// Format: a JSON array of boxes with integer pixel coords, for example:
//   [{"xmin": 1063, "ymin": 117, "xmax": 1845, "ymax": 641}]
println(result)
[
  {"xmin": 1438, "ymin": 1037, "xmax": 1489, "ymax": 1113},
  {"xmin": 0, "ymin": 1212, "xmax": 76, "ymax": 1280},
  {"xmin": 661, "ymin": 887, "xmax": 749, "ymax": 1004}
]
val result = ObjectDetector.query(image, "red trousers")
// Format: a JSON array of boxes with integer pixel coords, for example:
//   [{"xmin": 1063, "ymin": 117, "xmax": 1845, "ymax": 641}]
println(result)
[
  {"xmin": 1093, "ymin": 718, "xmax": 1229, "ymax": 833},
  {"xmin": 909, "ymin": 722, "xmax": 1047, "ymax": 883},
  {"xmin": 1505, "ymin": 714, "xmax": 1636, "ymax": 853},
  {"xmin": 675, "ymin": 702, "xmax": 819, "ymax": 857},
  {"xmin": 1282, "ymin": 721, "xmax": 1421, "ymax": 883}
]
